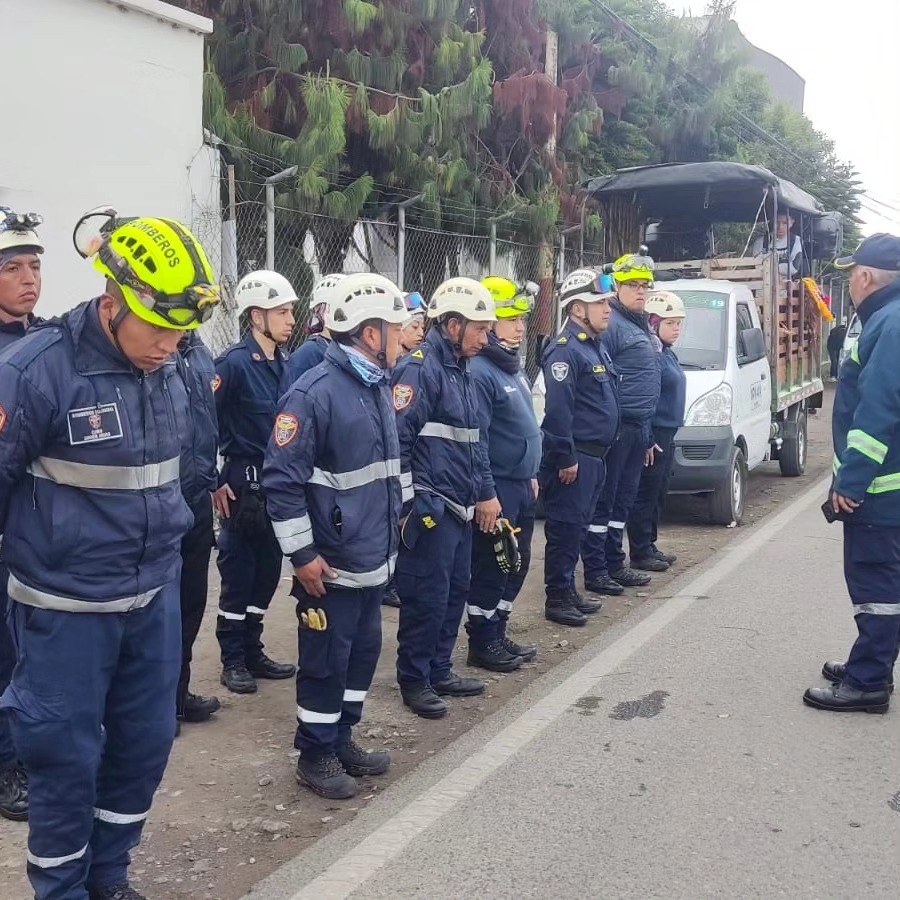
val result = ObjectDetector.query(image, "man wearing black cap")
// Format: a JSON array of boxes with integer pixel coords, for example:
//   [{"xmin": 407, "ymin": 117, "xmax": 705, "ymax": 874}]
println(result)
[{"xmin": 804, "ymin": 233, "xmax": 900, "ymax": 714}]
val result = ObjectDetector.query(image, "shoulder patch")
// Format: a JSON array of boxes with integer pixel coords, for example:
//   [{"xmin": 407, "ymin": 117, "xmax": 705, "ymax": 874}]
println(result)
[
  {"xmin": 393, "ymin": 383, "xmax": 415, "ymax": 411},
  {"xmin": 592, "ymin": 364, "xmax": 606, "ymax": 374},
  {"xmin": 551, "ymin": 362, "xmax": 570, "ymax": 382},
  {"xmin": 410, "ymin": 349, "xmax": 425, "ymax": 360},
  {"xmin": 210, "ymin": 374, "xmax": 222, "ymax": 393},
  {"xmin": 556, "ymin": 336, "xmax": 568, "ymax": 344},
  {"xmin": 274, "ymin": 412, "xmax": 299, "ymax": 447},
  {"xmin": 577, "ymin": 332, "xmax": 589, "ymax": 342}
]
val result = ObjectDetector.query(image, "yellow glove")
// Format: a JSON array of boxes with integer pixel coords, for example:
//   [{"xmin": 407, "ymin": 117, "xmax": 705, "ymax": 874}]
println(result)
[{"xmin": 300, "ymin": 608, "xmax": 328, "ymax": 631}]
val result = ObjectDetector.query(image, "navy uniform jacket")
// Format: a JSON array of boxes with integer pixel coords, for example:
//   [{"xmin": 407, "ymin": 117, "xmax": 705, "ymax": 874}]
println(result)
[
  {"xmin": 214, "ymin": 335, "xmax": 287, "ymax": 481},
  {"xmin": 832, "ymin": 280, "xmax": 900, "ymax": 526},
  {"xmin": 0, "ymin": 315, "xmax": 41, "ymax": 352},
  {"xmin": 391, "ymin": 328, "xmax": 494, "ymax": 522},
  {"xmin": 280, "ymin": 334, "xmax": 328, "ymax": 394},
  {"xmin": 652, "ymin": 346, "xmax": 687, "ymax": 431},
  {"xmin": 176, "ymin": 332, "xmax": 219, "ymax": 505},
  {"xmin": 541, "ymin": 319, "xmax": 619, "ymax": 471},
  {"xmin": 0, "ymin": 300, "xmax": 193, "ymax": 611},
  {"xmin": 263, "ymin": 342, "xmax": 400, "ymax": 588}
]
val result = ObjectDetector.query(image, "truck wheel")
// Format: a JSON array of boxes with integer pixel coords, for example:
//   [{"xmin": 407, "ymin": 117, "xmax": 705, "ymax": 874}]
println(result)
[
  {"xmin": 709, "ymin": 446, "xmax": 747, "ymax": 525},
  {"xmin": 779, "ymin": 410, "xmax": 807, "ymax": 477}
]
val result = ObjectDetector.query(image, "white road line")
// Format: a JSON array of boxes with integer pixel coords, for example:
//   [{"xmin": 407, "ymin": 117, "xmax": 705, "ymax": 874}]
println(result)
[{"xmin": 280, "ymin": 476, "xmax": 830, "ymax": 900}]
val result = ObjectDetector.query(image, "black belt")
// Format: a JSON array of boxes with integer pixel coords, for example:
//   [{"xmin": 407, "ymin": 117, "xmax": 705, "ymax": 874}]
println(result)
[{"xmin": 574, "ymin": 441, "xmax": 611, "ymax": 459}]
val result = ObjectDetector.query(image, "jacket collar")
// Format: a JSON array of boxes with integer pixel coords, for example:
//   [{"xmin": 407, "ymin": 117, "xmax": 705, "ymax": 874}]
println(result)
[
  {"xmin": 0, "ymin": 314, "xmax": 38, "ymax": 339},
  {"xmin": 324, "ymin": 340, "xmax": 385, "ymax": 387},
  {"xmin": 612, "ymin": 298, "xmax": 650, "ymax": 333},
  {"xmin": 242, "ymin": 333, "xmax": 287, "ymax": 363},
  {"xmin": 67, "ymin": 300, "xmax": 136, "ymax": 376},
  {"xmin": 857, "ymin": 280, "xmax": 900, "ymax": 324},
  {"xmin": 426, "ymin": 326, "xmax": 465, "ymax": 370},
  {"xmin": 562, "ymin": 318, "xmax": 600, "ymax": 345}
]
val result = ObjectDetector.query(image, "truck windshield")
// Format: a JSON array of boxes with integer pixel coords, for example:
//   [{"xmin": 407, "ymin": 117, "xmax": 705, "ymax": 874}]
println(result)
[{"xmin": 673, "ymin": 290, "xmax": 729, "ymax": 370}]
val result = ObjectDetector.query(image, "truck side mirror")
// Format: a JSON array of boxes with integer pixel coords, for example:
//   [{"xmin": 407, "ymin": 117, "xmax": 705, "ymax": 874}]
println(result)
[{"xmin": 738, "ymin": 327, "xmax": 767, "ymax": 365}]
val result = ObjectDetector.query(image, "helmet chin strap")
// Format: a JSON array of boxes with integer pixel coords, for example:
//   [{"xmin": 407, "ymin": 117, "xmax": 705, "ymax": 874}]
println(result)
[
  {"xmin": 106, "ymin": 301, "xmax": 141, "ymax": 371},
  {"xmin": 440, "ymin": 315, "xmax": 469, "ymax": 354},
  {"xmin": 572, "ymin": 307, "xmax": 598, "ymax": 337},
  {"xmin": 349, "ymin": 322, "xmax": 389, "ymax": 368}
]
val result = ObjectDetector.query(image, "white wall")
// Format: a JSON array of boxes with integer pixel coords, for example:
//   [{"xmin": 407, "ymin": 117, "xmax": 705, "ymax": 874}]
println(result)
[{"xmin": 1, "ymin": 0, "xmax": 216, "ymax": 317}]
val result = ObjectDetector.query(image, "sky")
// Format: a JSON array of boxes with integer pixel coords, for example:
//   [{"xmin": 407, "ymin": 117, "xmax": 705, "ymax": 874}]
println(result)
[{"xmin": 669, "ymin": 0, "xmax": 900, "ymax": 235}]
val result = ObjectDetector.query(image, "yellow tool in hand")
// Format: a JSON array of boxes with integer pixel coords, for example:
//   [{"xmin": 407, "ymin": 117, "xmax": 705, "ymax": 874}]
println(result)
[{"xmin": 300, "ymin": 608, "xmax": 328, "ymax": 631}]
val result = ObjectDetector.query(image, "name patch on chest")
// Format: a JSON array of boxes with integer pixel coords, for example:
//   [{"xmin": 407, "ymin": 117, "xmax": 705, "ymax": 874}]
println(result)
[{"xmin": 67, "ymin": 403, "xmax": 124, "ymax": 446}]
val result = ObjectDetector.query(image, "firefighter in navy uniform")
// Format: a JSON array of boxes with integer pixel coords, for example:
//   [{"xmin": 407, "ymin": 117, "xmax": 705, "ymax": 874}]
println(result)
[
  {"xmin": 214, "ymin": 271, "xmax": 298, "ymax": 694},
  {"xmin": 541, "ymin": 270, "xmax": 619, "ymax": 627},
  {"xmin": 392, "ymin": 277, "xmax": 498, "ymax": 719},
  {"xmin": 0, "ymin": 206, "xmax": 44, "ymax": 822},
  {"xmin": 0, "ymin": 213, "xmax": 220, "ymax": 900},
  {"xmin": 265, "ymin": 272, "xmax": 406, "ymax": 799}
]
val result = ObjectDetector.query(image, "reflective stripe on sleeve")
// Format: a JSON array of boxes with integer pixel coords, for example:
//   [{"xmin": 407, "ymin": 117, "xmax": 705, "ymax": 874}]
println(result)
[
  {"xmin": 847, "ymin": 429, "xmax": 888, "ymax": 465},
  {"xmin": 272, "ymin": 515, "xmax": 314, "ymax": 554}
]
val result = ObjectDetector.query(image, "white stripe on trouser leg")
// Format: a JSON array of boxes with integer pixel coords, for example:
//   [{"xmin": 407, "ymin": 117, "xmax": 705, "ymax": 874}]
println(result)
[
  {"xmin": 608, "ymin": 521, "xmax": 626, "ymax": 529},
  {"xmin": 497, "ymin": 600, "xmax": 513, "ymax": 612},
  {"xmin": 94, "ymin": 807, "xmax": 150, "ymax": 825},
  {"xmin": 297, "ymin": 706, "xmax": 341, "ymax": 724},
  {"xmin": 343, "ymin": 689, "xmax": 367, "ymax": 703},
  {"xmin": 246, "ymin": 606, "xmax": 267, "ymax": 616},
  {"xmin": 217, "ymin": 609, "xmax": 246, "ymax": 621},
  {"xmin": 588, "ymin": 525, "xmax": 608, "ymax": 533},
  {"xmin": 854, "ymin": 603, "xmax": 900, "ymax": 616},
  {"xmin": 27, "ymin": 844, "xmax": 89, "ymax": 869},
  {"xmin": 466, "ymin": 604, "xmax": 497, "ymax": 619}
]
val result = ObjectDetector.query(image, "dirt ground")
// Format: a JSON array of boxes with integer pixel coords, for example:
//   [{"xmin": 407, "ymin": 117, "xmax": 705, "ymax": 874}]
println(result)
[{"xmin": 0, "ymin": 400, "xmax": 834, "ymax": 899}]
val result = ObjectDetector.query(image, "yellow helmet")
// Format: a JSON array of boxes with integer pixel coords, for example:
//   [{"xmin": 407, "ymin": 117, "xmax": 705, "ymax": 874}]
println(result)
[
  {"xmin": 610, "ymin": 248, "xmax": 655, "ymax": 285},
  {"xmin": 78, "ymin": 210, "xmax": 220, "ymax": 330},
  {"xmin": 481, "ymin": 275, "xmax": 537, "ymax": 319}
]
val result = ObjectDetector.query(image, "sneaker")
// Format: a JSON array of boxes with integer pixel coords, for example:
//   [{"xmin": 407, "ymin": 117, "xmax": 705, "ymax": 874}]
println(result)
[
  {"xmin": 0, "ymin": 766, "xmax": 28, "ymax": 821},
  {"xmin": 431, "ymin": 671, "xmax": 485, "ymax": 697},
  {"xmin": 467, "ymin": 640, "xmax": 524, "ymax": 673},
  {"xmin": 337, "ymin": 739, "xmax": 391, "ymax": 777},
  {"xmin": 584, "ymin": 575, "xmax": 624, "ymax": 597},
  {"xmin": 178, "ymin": 692, "xmax": 221, "ymax": 723},
  {"xmin": 571, "ymin": 589, "xmax": 602, "ymax": 615},
  {"xmin": 400, "ymin": 682, "xmax": 448, "ymax": 719},
  {"xmin": 500, "ymin": 635, "xmax": 537, "ymax": 663},
  {"xmin": 630, "ymin": 556, "xmax": 669, "ymax": 572},
  {"xmin": 220, "ymin": 665, "xmax": 258, "ymax": 694},
  {"xmin": 610, "ymin": 567, "xmax": 651, "ymax": 588},
  {"xmin": 296, "ymin": 753, "xmax": 359, "ymax": 799},
  {"xmin": 247, "ymin": 654, "xmax": 296, "ymax": 680},
  {"xmin": 651, "ymin": 545, "xmax": 677, "ymax": 565},
  {"xmin": 88, "ymin": 885, "xmax": 147, "ymax": 900}
]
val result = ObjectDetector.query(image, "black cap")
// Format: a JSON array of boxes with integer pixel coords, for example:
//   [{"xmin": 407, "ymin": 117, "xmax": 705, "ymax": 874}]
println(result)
[{"xmin": 834, "ymin": 233, "xmax": 900, "ymax": 271}]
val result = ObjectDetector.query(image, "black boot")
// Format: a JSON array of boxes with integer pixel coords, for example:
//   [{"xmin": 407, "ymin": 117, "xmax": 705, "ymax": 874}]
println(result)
[
  {"xmin": 432, "ymin": 671, "xmax": 485, "ymax": 697},
  {"xmin": 822, "ymin": 660, "xmax": 894, "ymax": 692},
  {"xmin": 499, "ymin": 634, "xmax": 537, "ymax": 663},
  {"xmin": 630, "ymin": 555, "xmax": 669, "ymax": 572},
  {"xmin": 178, "ymin": 692, "xmax": 221, "ymax": 723},
  {"xmin": 296, "ymin": 753, "xmax": 359, "ymax": 799},
  {"xmin": 467, "ymin": 640, "xmax": 524, "ymax": 673},
  {"xmin": 0, "ymin": 765, "xmax": 28, "ymax": 821},
  {"xmin": 382, "ymin": 587, "xmax": 401, "ymax": 608},
  {"xmin": 802, "ymin": 683, "xmax": 890, "ymax": 713},
  {"xmin": 400, "ymin": 682, "xmax": 448, "ymax": 719},
  {"xmin": 247, "ymin": 654, "xmax": 296, "ymax": 680},
  {"xmin": 610, "ymin": 567, "xmax": 652, "ymax": 587},
  {"xmin": 584, "ymin": 575, "xmax": 624, "ymax": 596},
  {"xmin": 88, "ymin": 885, "xmax": 147, "ymax": 900},
  {"xmin": 220, "ymin": 665, "xmax": 257, "ymax": 694},
  {"xmin": 571, "ymin": 589, "xmax": 602, "ymax": 615},
  {"xmin": 337, "ymin": 738, "xmax": 391, "ymax": 776},
  {"xmin": 545, "ymin": 594, "xmax": 587, "ymax": 627},
  {"xmin": 651, "ymin": 544, "xmax": 677, "ymax": 565}
]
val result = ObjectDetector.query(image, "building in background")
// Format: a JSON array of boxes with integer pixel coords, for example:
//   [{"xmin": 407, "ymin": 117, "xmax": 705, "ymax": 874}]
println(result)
[{"xmin": 1, "ymin": 0, "xmax": 221, "ymax": 318}]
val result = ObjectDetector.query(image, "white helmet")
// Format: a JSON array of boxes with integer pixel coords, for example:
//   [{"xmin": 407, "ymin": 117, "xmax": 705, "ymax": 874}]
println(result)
[
  {"xmin": 326, "ymin": 272, "xmax": 408, "ymax": 333},
  {"xmin": 311, "ymin": 272, "xmax": 347, "ymax": 308},
  {"xmin": 427, "ymin": 277, "xmax": 496, "ymax": 322},
  {"xmin": 0, "ymin": 208, "xmax": 44, "ymax": 255},
  {"xmin": 559, "ymin": 268, "xmax": 615, "ymax": 308},
  {"xmin": 235, "ymin": 270, "xmax": 298, "ymax": 314},
  {"xmin": 646, "ymin": 290, "xmax": 686, "ymax": 319}
]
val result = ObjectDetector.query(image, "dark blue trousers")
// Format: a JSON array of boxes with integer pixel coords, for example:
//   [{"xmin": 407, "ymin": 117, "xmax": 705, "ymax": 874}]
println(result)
[
  {"xmin": 466, "ymin": 478, "xmax": 536, "ymax": 647},
  {"xmin": 294, "ymin": 585, "xmax": 383, "ymax": 757},
  {"xmin": 540, "ymin": 453, "xmax": 606, "ymax": 599},
  {"xmin": 0, "ymin": 583, "xmax": 181, "ymax": 900},
  {"xmin": 396, "ymin": 505, "xmax": 472, "ymax": 686},
  {"xmin": 626, "ymin": 427, "xmax": 677, "ymax": 559},
  {"xmin": 842, "ymin": 523, "xmax": 900, "ymax": 692},
  {"xmin": 0, "ymin": 565, "xmax": 15, "ymax": 770},
  {"xmin": 215, "ymin": 519, "xmax": 283, "ymax": 668},
  {"xmin": 583, "ymin": 422, "xmax": 647, "ymax": 579}
]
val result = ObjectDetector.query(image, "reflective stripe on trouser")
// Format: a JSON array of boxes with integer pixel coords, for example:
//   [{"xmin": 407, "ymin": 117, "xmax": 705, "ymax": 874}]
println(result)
[
  {"xmin": 0, "ymin": 565, "xmax": 16, "ymax": 769},
  {"xmin": 0, "ymin": 582, "xmax": 180, "ymax": 899},
  {"xmin": 293, "ymin": 585, "xmax": 383, "ymax": 756},
  {"xmin": 842, "ymin": 523, "xmax": 900, "ymax": 692},
  {"xmin": 627, "ymin": 427, "xmax": 677, "ymax": 559},
  {"xmin": 466, "ymin": 477, "xmax": 536, "ymax": 646},
  {"xmin": 396, "ymin": 513, "xmax": 472, "ymax": 686},
  {"xmin": 540, "ymin": 454, "xmax": 607, "ymax": 597},
  {"xmin": 582, "ymin": 422, "xmax": 647, "ymax": 579},
  {"xmin": 215, "ymin": 519, "xmax": 283, "ymax": 668}
]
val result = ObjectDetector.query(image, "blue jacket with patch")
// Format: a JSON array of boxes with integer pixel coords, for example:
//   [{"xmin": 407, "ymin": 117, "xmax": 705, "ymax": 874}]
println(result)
[
  {"xmin": 391, "ymin": 328, "xmax": 494, "ymax": 522},
  {"xmin": 652, "ymin": 346, "xmax": 686, "ymax": 430},
  {"xmin": 0, "ymin": 300, "xmax": 193, "ymax": 611},
  {"xmin": 601, "ymin": 300, "xmax": 661, "ymax": 427},
  {"xmin": 0, "ymin": 316, "xmax": 41, "ymax": 352},
  {"xmin": 214, "ymin": 335, "xmax": 287, "ymax": 485},
  {"xmin": 176, "ymin": 332, "xmax": 219, "ymax": 505},
  {"xmin": 280, "ymin": 334, "xmax": 328, "ymax": 394},
  {"xmin": 541, "ymin": 319, "xmax": 620, "ymax": 470},
  {"xmin": 263, "ymin": 342, "xmax": 400, "ymax": 588},
  {"xmin": 470, "ymin": 336, "xmax": 542, "ymax": 482},
  {"xmin": 832, "ymin": 280, "xmax": 900, "ymax": 526}
]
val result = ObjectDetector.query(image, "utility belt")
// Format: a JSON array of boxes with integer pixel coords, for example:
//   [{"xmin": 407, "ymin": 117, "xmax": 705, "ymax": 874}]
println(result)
[{"xmin": 574, "ymin": 441, "xmax": 611, "ymax": 460}]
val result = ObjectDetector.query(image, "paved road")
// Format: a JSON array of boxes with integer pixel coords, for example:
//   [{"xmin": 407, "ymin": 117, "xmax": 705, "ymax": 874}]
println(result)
[{"xmin": 249, "ymin": 475, "xmax": 900, "ymax": 900}]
